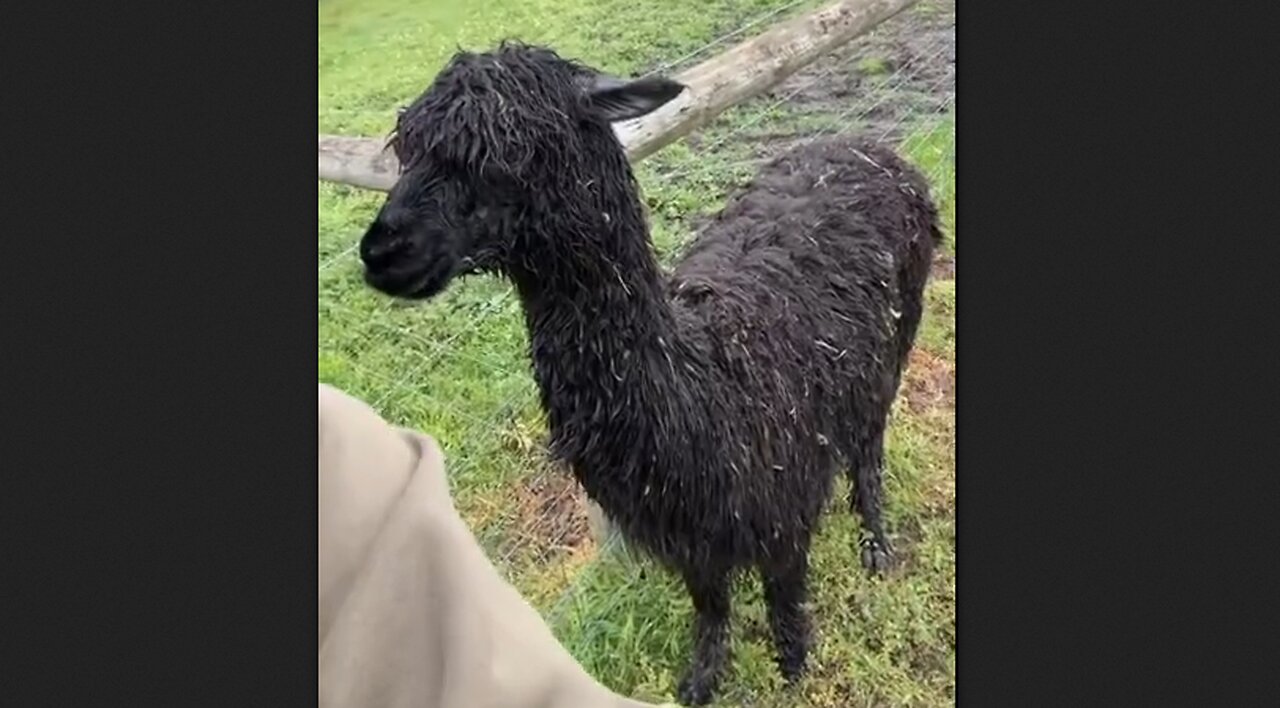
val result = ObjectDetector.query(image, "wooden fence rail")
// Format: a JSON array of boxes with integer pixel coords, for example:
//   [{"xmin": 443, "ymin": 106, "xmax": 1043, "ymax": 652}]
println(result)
[{"xmin": 318, "ymin": 0, "xmax": 917, "ymax": 191}]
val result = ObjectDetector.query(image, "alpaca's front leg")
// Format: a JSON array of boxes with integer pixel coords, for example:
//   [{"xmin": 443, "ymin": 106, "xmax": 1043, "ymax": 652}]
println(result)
[{"xmin": 677, "ymin": 566, "xmax": 731, "ymax": 706}]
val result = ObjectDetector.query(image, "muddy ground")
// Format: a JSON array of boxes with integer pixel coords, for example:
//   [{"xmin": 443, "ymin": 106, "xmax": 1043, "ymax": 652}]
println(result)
[
  {"xmin": 656, "ymin": 0, "xmax": 956, "ymax": 235},
  {"xmin": 765, "ymin": 0, "xmax": 955, "ymax": 145},
  {"xmin": 667, "ymin": 0, "xmax": 955, "ymax": 165}
]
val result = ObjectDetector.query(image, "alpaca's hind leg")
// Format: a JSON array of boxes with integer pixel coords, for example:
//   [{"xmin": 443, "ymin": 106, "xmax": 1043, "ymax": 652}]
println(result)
[
  {"xmin": 851, "ymin": 426, "xmax": 895, "ymax": 573},
  {"xmin": 677, "ymin": 566, "xmax": 732, "ymax": 706},
  {"xmin": 762, "ymin": 547, "xmax": 812, "ymax": 683}
]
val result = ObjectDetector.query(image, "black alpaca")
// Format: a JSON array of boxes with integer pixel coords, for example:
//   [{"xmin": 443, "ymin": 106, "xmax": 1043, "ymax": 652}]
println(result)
[{"xmin": 358, "ymin": 42, "xmax": 941, "ymax": 706}]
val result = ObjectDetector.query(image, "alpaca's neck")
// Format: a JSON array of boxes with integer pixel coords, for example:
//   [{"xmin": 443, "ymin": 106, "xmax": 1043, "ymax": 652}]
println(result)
[
  {"xmin": 510, "ymin": 176, "xmax": 676, "ymax": 355},
  {"xmin": 509, "ymin": 188, "xmax": 693, "ymax": 476},
  {"xmin": 512, "ymin": 203, "xmax": 678, "ymax": 383}
]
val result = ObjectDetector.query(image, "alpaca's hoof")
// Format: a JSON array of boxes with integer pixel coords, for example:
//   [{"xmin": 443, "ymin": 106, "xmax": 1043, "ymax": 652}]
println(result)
[
  {"xmin": 860, "ymin": 540, "xmax": 895, "ymax": 574},
  {"xmin": 777, "ymin": 654, "xmax": 808, "ymax": 684},
  {"xmin": 677, "ymin": 672, "xmax": 718, "ymax": 706}
]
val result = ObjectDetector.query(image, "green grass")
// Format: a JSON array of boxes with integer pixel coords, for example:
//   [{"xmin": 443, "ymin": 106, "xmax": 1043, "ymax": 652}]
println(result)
[{"xmin": 320, "ymin": 0, "xmax": 954, "ymax": 704}]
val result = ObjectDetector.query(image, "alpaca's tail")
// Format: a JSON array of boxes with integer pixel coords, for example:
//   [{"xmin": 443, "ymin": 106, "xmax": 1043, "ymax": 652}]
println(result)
[
  {"xmin": 840, "ymin": 139, "xmax": 942, "ymax": 395},
  {"xmin": 892, "ymin": 186, "xmax": 940, "ymax": 383}
]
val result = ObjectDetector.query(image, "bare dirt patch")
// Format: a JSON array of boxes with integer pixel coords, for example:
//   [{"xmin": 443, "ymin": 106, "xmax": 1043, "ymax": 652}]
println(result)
[
  {"xmin": 898, "ymin": 345, "xmax": 956, "ymax": 519},
  {"xmin": 901, "ymin": 348, "xmax": 955, "ymax": 414},
  {"xmin": 931, "ymin": 252, "xmax": 955, "ymax": 281},
  {"xmin": 520, "ymin": 469, "xmax": 591, "ymax": 547},
  {"xmin": 501, "ymin": 459, "xmax": 594, "ymax": 566},
  {"xmin": 495, "ymin": 415, "xmax": 595, "ymax": 563}
]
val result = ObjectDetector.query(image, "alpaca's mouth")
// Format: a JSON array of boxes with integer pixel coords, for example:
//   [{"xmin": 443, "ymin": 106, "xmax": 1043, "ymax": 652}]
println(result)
[{"xmin": 363, "ymin": 258, "xmax": 458, "ymax": 300}]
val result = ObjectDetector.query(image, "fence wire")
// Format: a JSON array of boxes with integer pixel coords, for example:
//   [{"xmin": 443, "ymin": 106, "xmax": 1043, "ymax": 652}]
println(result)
[{"xmin": 318, "ymin": 0, "xmax": 955, "ymax": 617}]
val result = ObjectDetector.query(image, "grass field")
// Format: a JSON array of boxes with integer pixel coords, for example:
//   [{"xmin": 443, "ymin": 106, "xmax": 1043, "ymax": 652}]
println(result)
[{"xmin": 319, "ymin": 0, "xmax": 955, "ymax": 704}]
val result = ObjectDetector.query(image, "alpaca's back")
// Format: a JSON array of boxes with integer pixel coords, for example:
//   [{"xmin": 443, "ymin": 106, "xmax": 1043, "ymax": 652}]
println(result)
[
  {"xmin": 673, "ymin": 136, "xmax": 939, "ymax": 321},
  {"xmin": 668, "ymin": 136, "xmax": 941, "ymax": 485}
]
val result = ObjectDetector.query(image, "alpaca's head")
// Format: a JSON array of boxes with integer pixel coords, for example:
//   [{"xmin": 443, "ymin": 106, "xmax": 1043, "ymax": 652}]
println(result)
[{"xmin": 360, "ymin": 42, "xmax": 685, "ymax": 299}]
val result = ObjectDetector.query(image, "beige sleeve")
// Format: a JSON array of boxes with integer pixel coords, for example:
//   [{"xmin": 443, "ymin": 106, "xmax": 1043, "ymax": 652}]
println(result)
[{"xmin": 318, "ymin": 384, "xmax": 662, "ymax": 708}]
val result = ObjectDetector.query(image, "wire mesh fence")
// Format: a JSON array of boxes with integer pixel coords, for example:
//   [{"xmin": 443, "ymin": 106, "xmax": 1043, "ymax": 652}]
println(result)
[{"xmin": 318, "ymin": 0, "xmax": 954, "ymax": 617}]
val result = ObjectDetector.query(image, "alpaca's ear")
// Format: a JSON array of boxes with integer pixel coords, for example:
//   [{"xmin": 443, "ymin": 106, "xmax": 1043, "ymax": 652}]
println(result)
[{"xmin": 585, "ymin": 74, "xmax": 686, "ymax": 122}]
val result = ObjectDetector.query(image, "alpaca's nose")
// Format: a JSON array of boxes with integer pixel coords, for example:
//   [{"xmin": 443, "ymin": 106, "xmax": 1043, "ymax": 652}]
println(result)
[
  {"xmin": 360, "ymin": 211, "xmax": 416, "ymax": 264},
  {"xmin": 360, "ymin": 231, "xmax": 412, "ymax": 269}
]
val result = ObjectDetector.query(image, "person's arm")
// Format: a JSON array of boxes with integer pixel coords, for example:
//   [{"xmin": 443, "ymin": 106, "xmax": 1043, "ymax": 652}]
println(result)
[{"xmin": 319, "ymin": 384, "xmax": 669, "ymax": 708}]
